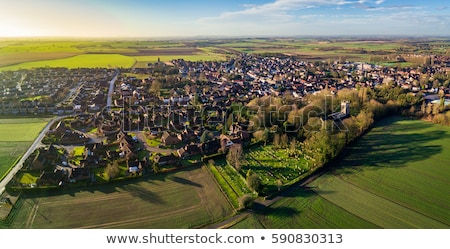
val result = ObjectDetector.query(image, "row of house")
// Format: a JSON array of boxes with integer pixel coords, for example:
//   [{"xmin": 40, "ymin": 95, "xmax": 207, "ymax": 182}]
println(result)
[{"xmin": 0, "ymin": 68, "xmax": 116, "ymax": 115}]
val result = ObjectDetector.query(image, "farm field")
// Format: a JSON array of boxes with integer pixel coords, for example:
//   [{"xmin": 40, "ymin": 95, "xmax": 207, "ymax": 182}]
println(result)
[
  {"xmin": 0, "ymin": 118, "xmax": 49, "ymax": 180},
  {"xmin": 2, "ymin": 38, "xmax": 448, "ymax": 71},
  {"xmin": 232, "ymin": 117, "xmax": 450, "ymax": 228},
  {"xmin": 0, "ymin": 40, "xmax": 227, "ymax": 70},
  {"xmin": 0, "ymin": 54, "xmax": 136, "ymax": 71},
  {"xmin": 5, "ymin": 166, "xmax": 234, "ymax": 228}
]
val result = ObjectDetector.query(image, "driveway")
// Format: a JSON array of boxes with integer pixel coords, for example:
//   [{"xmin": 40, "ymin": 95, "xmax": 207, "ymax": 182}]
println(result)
[{"xmin": 135, "ymin": 131, "xmax": 175, "ymax": 155}]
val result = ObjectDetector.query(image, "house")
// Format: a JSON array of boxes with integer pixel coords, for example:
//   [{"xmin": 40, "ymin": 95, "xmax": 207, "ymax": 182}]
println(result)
[
  {"xmin": 37, "ymin": 170, "xmax": 65, "ymax": 185},
  {"xmin": 177, "ymin": 127, "xmax": 196, "ymax": 143},
  {"xmin": 117, "ymin": 130, "xmax": 138, "ymax": 160},
  {"xmin": 177, "ymin": 143, "xmax": 202, "ymax": 158},
  {"xmin": 69, "ymin": 167, "xmax": 91, "ymax": 181},
  {"xmin": 84, "ymin": 142, "xmax": 104, "ymax": 156},
  {"xmin": 50, "ymin": 121, "xmax": 68, "ymax": 136},
  {"xmin": 154, "ymin": 154, "xmax": 179, "ymax": 166},
  {"xmin": 220, "ymin": 134, "xmax": 235, "ymax": 148},
  {"xmin": 28, "ymin": 145, "xmax": 59, "ymax": 170},
  {"xmin": 127, "ymin": 160, "xmax": 142, "ymax": 174},
  {"xmin": 200, "ymin": 138, "xmax": 221, "ymax": 155},
  {"xmin": 161, "ymin": 131, "xmax": 181, "ymax": 146}
]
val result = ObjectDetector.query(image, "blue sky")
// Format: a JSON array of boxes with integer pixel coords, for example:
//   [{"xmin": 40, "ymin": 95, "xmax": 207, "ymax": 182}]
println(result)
[{"xmin": 0, "ymin": 0, "xmax": 449, "ymax": 37}]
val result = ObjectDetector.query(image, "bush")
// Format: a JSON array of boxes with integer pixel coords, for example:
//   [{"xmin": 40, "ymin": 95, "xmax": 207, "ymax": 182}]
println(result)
[{"xmin": 238, "ymin": 194, "xmax": 254, "ymax": 209}]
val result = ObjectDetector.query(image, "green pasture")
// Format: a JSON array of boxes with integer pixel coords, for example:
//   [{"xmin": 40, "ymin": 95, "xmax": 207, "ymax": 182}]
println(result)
[
  {"xmin": 0, "ymin": 54, "xmax": 136, "ymax": 71},
  {"xmin": 1, "ymin": 38, "xmax": 448, "ymax": 70},
  {"xmin": 0, "ymin": 120, "xmax": 48, "ymax": 142},
  {"xmin": 0, "ymin": 40, "xmax": 83, "ymax": 54},
  {"xmin": 312, "ymin": 116, "xmax": 450, "ymax": 227},
  {"xmin": 253, "ymin": 188, "xmax": 379, "ymax": 229},
  {"xmin": 233, "ymin": 117, "xmax": 450, "ymax": 228},
  {"xmin": 6, "ymin": 166, "xmax": 233, "ymax": 228},
  {"xmin": 0, "ymin": 39, "xmax": 184, "ymax": 55},
  {"xmin": 134, "ymin": 53, "xmax": 226, "ymax": 64},
  {"xmin": 0, "ymin": 118, "xmax": 49, "ymax": 180},
  {"xmin": 0, "ymin": 142, "xmax": 31, "ymax": 180}
]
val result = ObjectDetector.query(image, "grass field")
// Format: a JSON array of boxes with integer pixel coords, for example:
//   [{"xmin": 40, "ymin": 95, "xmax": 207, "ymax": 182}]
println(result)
[
  {"xmin": 2, "ymin": 38, "xmax": 447, "ymax": 71},
  {"xmin": 232, "ymin": 116, "xmax": 450, "ymax": 228},
  {"xmin": 0, "ymin": 54, "xmax": 136, "ymax": 71},
  {"xmin": 5, "ymin": 166, "xmax": 234, "ymax": 228},
  {"xmin": 0, "ymin": 118, "xmax": 49, "ymax": 180}
]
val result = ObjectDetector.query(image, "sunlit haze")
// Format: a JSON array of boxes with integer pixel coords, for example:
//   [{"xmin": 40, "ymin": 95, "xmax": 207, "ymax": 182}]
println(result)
[{"xmin": 0, "ymin": 0, "xmax": 449, "ymax": 38}]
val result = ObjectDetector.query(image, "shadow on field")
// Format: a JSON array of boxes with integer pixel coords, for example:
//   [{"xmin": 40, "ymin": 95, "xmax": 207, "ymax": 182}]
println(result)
[
  {"xmin": 168, "ymin": 176, "xmax": 203, "ymax": 188},
  {"xmin": 336, "ymin": 120, "xmax": 446, "ymax": 173},
  {"xmin": 277, "ymin": 186, "xmax": 332, "ymax": 198},
  {"xmin": 120, "ymin": 184, "xmax": 165, "ymax": 204},
  {"xmin": 253, "ymin": 205, "xmax": 300, "ymax": 217}
]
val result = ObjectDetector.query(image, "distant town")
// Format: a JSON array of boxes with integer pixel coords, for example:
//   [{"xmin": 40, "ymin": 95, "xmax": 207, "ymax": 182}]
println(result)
[{"xmin": 2, "ymin": 53, "xmax": 449, "ymax": 116}]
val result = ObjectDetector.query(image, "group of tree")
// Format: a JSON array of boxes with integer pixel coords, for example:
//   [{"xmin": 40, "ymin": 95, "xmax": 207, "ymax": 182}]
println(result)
[
  {"xmin": 221, "ymin": 72, "xmax": 450, "ymax": 204},
  {"xmin": 243, "ymin": 84, "xmax": 424, "ymax": 171}
]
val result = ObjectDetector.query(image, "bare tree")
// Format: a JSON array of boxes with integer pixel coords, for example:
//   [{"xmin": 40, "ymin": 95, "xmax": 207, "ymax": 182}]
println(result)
[
  {"xmin": 280, "ymin": 133, "xmax": 289, "ymax": 149},
  {"xmin": 105, "ymin": 161, "xmax": 120, "ymax": 181},
  {"xmin": 150, "ymin": 80, "xmax": 161, "ymax": 97},
  {"xmin": 246, "ymin": 172, "xmax": 261, "ymax": 192},
  {"xmin": 227, "ymin": 143, "xmax": 243, "ymax": 171}
]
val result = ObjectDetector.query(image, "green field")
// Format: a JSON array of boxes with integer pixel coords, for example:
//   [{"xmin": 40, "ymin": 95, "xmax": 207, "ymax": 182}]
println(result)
[
  {"xmin": 135, "ymin": 54, "xmax": 226, "ymax": 64},
  {"xmin": 5, "ymin": 166, "xmax": 234, "ymax": 228},
  {"xmin": 0, "ymin": 39, "xmax": 228, "ymax": 70},
  {"xmin": 232, "ymin": 117, "xmax": 450, "ymax": 228},
  {"xmin": 0, "ymin": 54, "xmax": 136, "ymax": 71},
  {"xmin": 2, "ymin": 38, "xmax": 448, "ymax": 71},
  {"xmin": 0, "ymin": 118, "xmax": 49, "ymax": 180}
]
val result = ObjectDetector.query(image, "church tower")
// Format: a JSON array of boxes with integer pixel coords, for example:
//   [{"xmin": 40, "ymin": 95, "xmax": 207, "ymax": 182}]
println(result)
[{"xmin": 341, "ymin": 101, "xmax": 350, "ymax": 117}]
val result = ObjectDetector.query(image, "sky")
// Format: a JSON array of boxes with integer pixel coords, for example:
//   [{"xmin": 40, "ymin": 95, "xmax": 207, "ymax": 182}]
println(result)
[{"xmin": 0, "ymin": 0, "xmax": 449, "ymax": 38}]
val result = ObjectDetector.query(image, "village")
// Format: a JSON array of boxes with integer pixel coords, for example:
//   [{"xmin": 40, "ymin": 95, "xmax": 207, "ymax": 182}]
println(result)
[{"xmin": 3, "ymin": 52, "xmax": 450, "ymax": 188}]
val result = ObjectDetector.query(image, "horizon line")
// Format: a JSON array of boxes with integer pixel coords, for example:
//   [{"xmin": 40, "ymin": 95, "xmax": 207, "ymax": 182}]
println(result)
[{"xmin": 1, "ymin": 34, "xmax": 450, "ymax": 41}]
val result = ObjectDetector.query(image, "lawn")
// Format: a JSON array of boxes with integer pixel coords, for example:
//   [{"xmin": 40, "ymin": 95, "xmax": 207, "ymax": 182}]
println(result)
[
  {"xmin": 0, "ymin": 118, "xmax": 49, "ymax": 180},
  {"xmin": 233, "ymin": 116, "xmax": 450, "ymax": 228},
  {"xmin": 17, "ymin": 172, "xmax": 40, "ymax": 184},
  {"xmin": 6, "ymin": 166, "xmax": 234, "ymax": 228}
]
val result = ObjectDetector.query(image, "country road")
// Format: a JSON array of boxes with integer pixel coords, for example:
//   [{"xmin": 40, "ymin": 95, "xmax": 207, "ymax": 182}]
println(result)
[{"xmin": 0, "ymin": 116, "xmax": 68, "ymax": 195}]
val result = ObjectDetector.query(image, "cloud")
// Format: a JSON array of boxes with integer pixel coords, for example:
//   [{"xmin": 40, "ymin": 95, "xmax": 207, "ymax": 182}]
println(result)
[
  {"xmin": 196, "ymin": 0, "xmax": 450, "ymax": 37},
  {"xmin": 360, "ymin": 5, "xmax": 422, "ymax": 11},
  {"xmin": 199, "ymin": 0, "xmax": 373, "ymax": 23}
]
